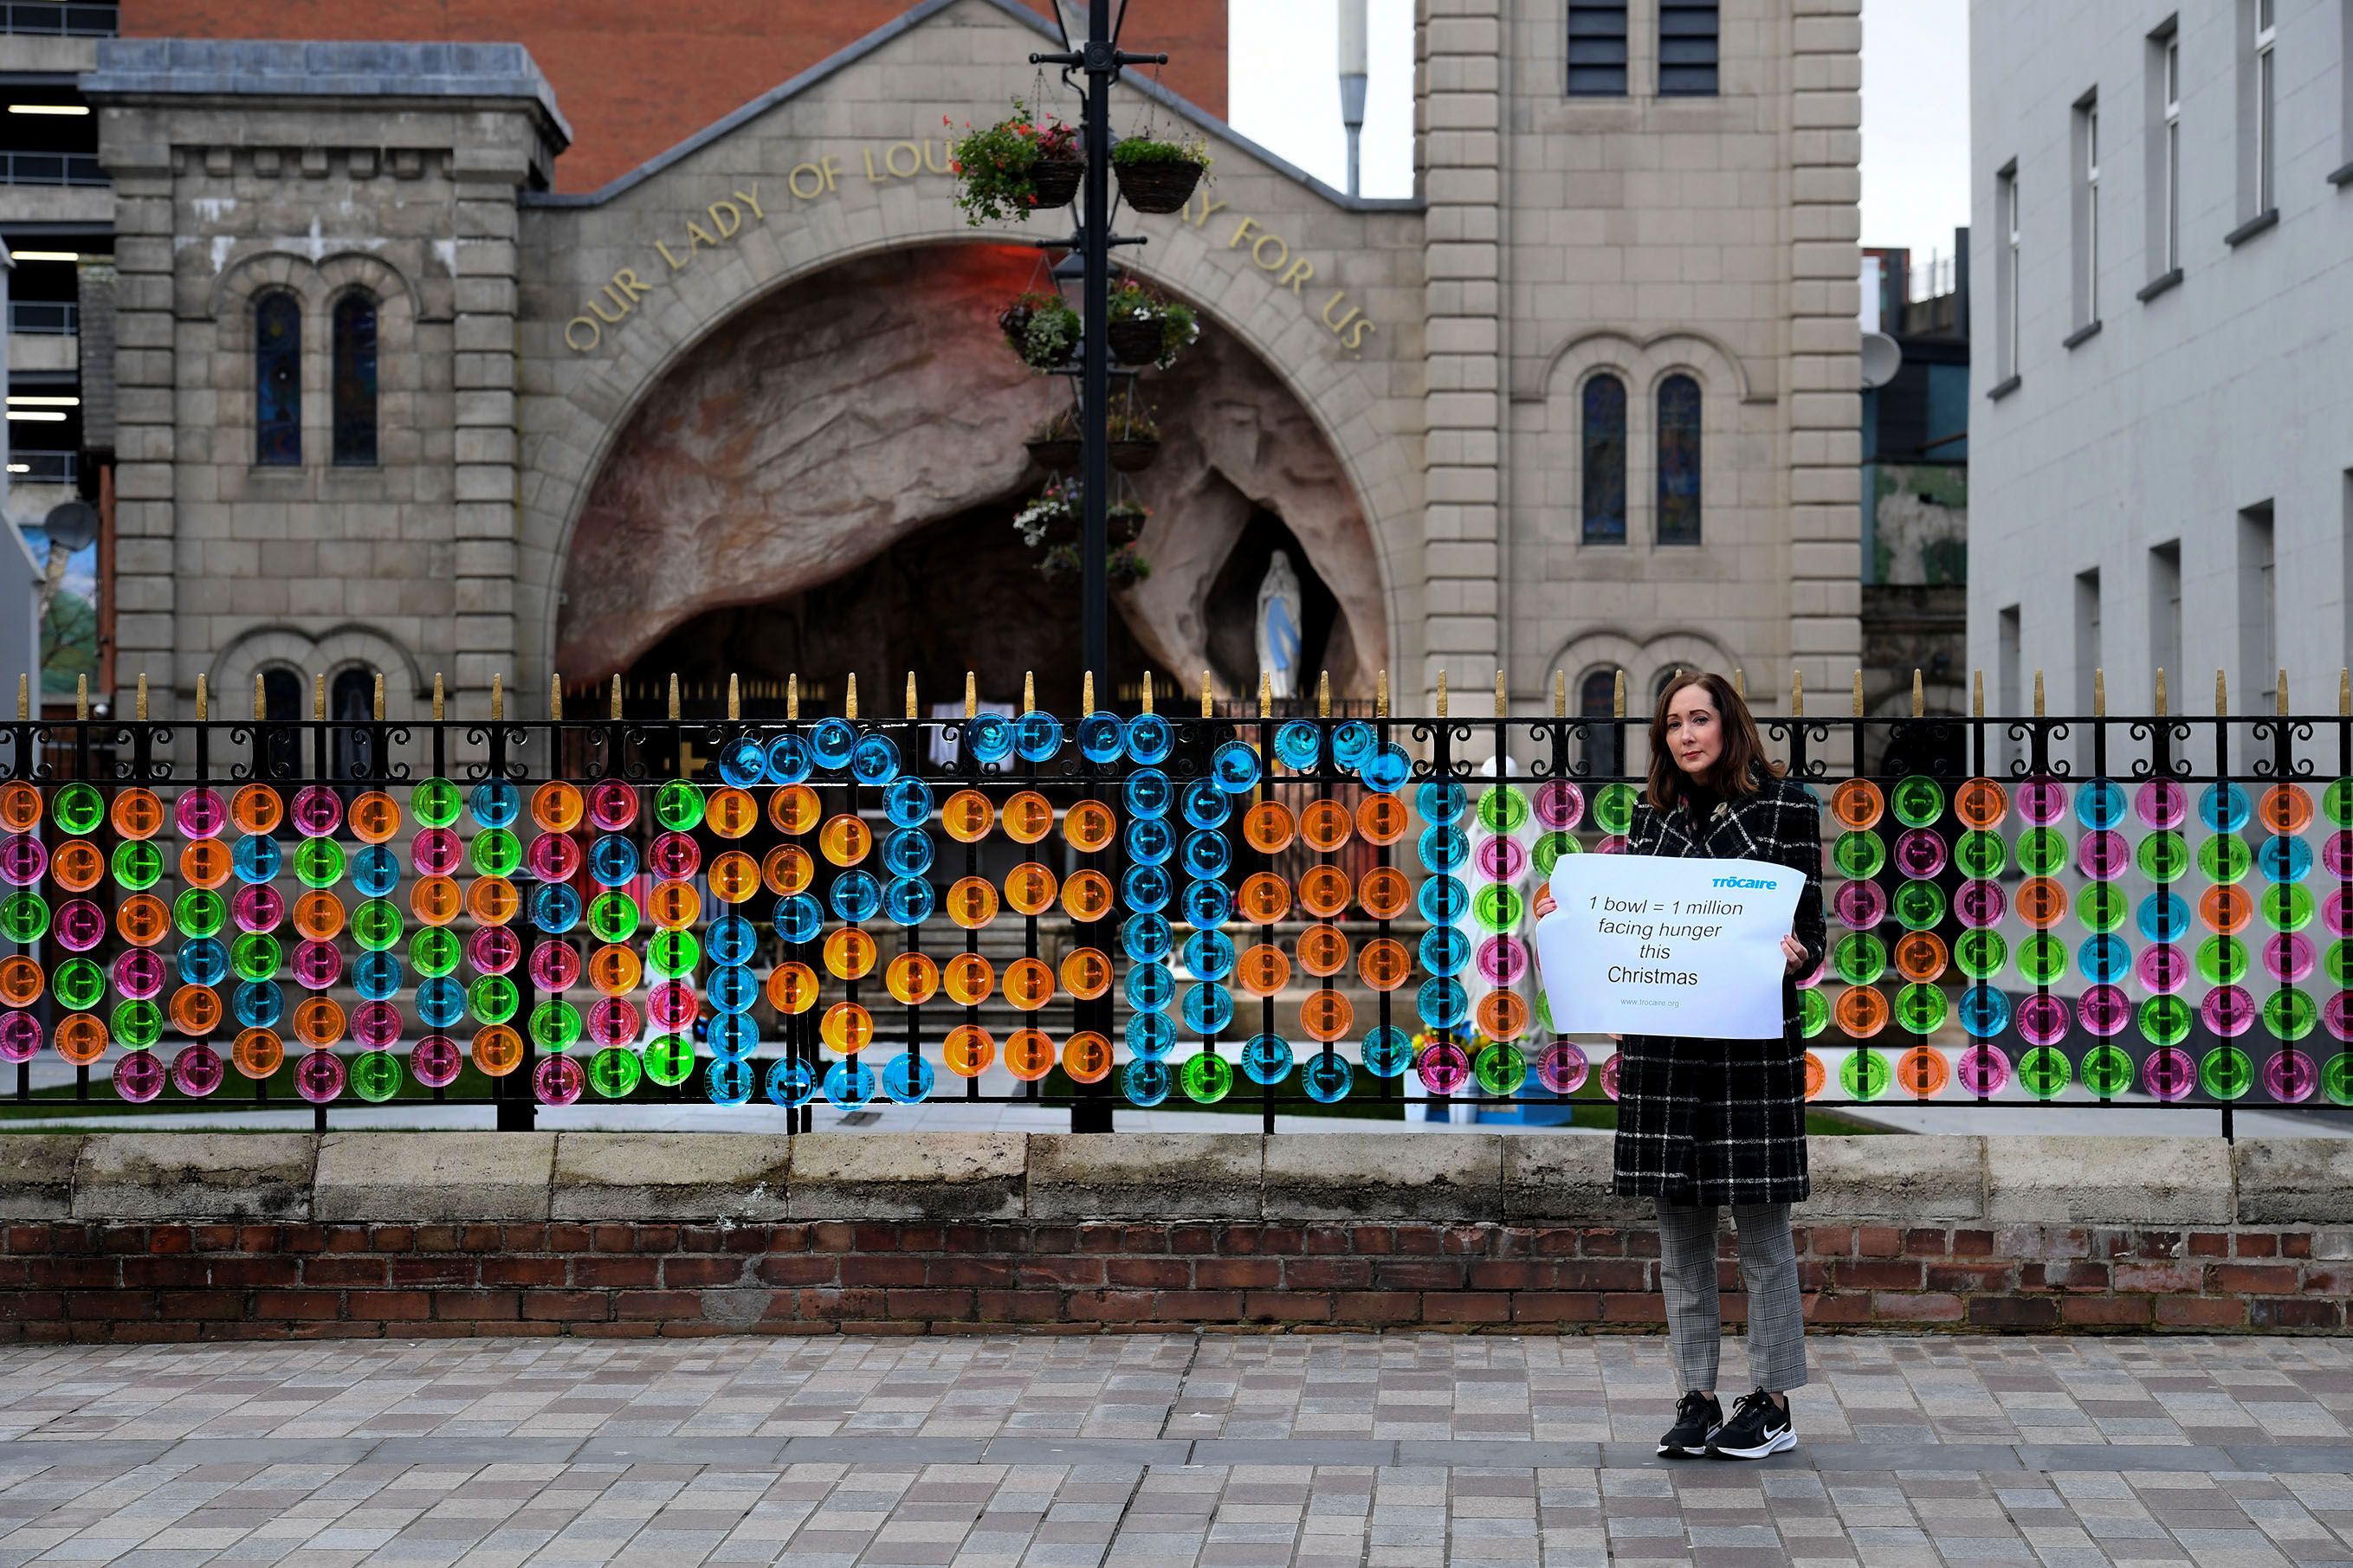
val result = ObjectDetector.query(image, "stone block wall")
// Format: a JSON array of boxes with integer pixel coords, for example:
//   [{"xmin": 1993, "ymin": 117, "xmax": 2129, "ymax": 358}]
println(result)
[{"xmin": 0, "ymin": 1132, "xmax": 2344, "ymax": 1341}]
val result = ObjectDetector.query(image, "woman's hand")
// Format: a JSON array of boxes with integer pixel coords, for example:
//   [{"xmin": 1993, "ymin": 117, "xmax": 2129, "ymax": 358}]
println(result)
[
  {"xmin": 1781, "ymin": 934, "xmax": 1807, "ymax": 974},
  {"xmin": 1533, "ymin": 887, "xmax": 1555, "ymax": 920}
]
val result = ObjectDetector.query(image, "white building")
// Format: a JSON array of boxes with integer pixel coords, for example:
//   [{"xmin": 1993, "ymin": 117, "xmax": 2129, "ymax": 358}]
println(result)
[{"xmin": 1968, "ymin": 0, "xmax": 2353, "ymax": 717}]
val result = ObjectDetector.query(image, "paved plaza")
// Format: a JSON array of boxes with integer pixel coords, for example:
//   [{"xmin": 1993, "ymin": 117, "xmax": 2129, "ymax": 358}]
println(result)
[{"xmin": 0, "ymin": 1335, "xmax": 2344, "ymax": 1565}]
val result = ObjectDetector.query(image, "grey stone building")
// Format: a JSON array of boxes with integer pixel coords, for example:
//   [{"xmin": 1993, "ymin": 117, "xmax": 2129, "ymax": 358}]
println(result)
[
  {"xmin": 62, "ymin": 0, "xmax": 1860, "ymax": 726},
  {"xmin": 1968, "ymin": 0, "xmax": 2353, "ymax": 721}
]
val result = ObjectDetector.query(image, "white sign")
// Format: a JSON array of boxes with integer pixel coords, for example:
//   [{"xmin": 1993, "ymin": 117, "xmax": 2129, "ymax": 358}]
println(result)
[{"xmin": 1535, "ymin": 854, "xmax": 1802, "ymax": 1041}]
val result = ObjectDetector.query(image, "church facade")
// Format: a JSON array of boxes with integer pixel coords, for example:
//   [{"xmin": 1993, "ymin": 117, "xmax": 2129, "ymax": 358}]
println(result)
[{"xmin": 78, "ymin": 0, "xmax": 1862, "ymax": 724}]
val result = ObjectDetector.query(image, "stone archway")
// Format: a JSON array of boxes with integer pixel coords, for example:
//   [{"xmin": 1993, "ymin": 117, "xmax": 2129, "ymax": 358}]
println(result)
[{"xmin": 555, "ymin": 242, "xmax": 1388, "ymax": 701}]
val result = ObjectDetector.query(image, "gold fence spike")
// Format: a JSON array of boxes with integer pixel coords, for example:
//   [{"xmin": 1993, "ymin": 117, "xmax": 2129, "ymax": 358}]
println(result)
[
  {"xmin": 550, "ymin": 674, "xmax": 562, "ymax": 722},
  {"xmin": 1553, "ymin": 669, "xmax": 1566, "ymax": 717},
  {"xmin": 1200, "ymin": 670, "xmax": 1212, "ymax": 718},
  {"xmin": 2341, "ymin": 668, "xmax": 2350, "ymax": 717},
  {"xmin": 1438, "ymin": 669, "xmax": 1450, "ymax": 719},
  {"xmin": 667, "ymin": 673, "xmax": 680, "ymax": 720},
  {"xmin": 491, "ymin": 673, "xmax": 504, "ymax": 721},
  {"xmin": 16, "ymin": 673, "xmax": 27, "ymax": 721},
  {"xmin": 2032, "ymin": 669, "xmax": 2045, "ymax": 717},
  {"xmin": 1791, "ymin": 668, "xmax": 1804, "ymax": 718},
  {"xmin": 1609, "ymin": 668, "xmax": 1621, "ymax": 719},
  {"xmin": 962, "ymin": 671, "xmax": 975, "ymax": 720},
  {"xmin": 2214, "ymin": 668, "xmax": 2227, "ymax": 716},
  {"xmin": 1376, "ymin": 669, "xmax": 1389, "ymax": 719},
  {"xmin": 1852, "ymin": 669, "xmax": 1864, "ymax": 718},
  {"xmin": 1972, "ymin": 668, "xmax": 1983, "ymax": 716},
  {"xmin": 1083, "ymin": 671, "xmax": 1096, "ymax": 713},
  {"xmin": 2278, "ymin": 668, "xmax": 2289, "ymax": 716},
  {"xmin": 76, "ymin": 674, "xmax": 87, "ymax": 721},
  {"xmin": 1141, "ymin": 671, "xmax": 1154, "ymax": 716},
  {"xmin": 432, "ymin": 673, "xmax": 444, "ymax": 721},
  {"xmin": 374, "ymin": 672, "xmax": 385, "ymax": 722},
  {"xmin": 254, "ymin": 672, "xmax": 266, "ymax": 721},
  {"xmin": 1911, "ymin": 668, "xmax": 1924, "ymax": 718},
  {"xmin": 1494, "ymin": 668, "xmax": 1506, "ymax": 719},
  {"xmin": 312, "ymin": 672, "xmax": 326, "ymax": 721},
  {"xmin": 906, "ymin": 671, "xmax": 919, "ymax": 720},
  {"xmin": 1317, "ymin": 669, "xmax": 1330, "ymax": 719},
  {"xmin": 1732, "ymin": 667, "xmax": 1744, "ymax": 701},
  {"xmin": 788, "ymin": 674, "xmax": 799, "ymax": 721},
  {"xmin": 135, "ymin": 672, "xmax": 147, "ymax": 722},
  {"xmin": 728, "ymin": 673, "xmax": 740, "ymax": 721},
  {"xmin": 845, "ymin": 673, "xmax": 859, "ymax": 720},
  {"xmin": 1021, "ymin": 671, "xmax": 1034, "ymax": 713},
  {"xmin": 194, "ymin": 674, "xmax": 207, "ymax": 722},
  {"xmin": 2093, "ymin": 668, "xmax": 2104, "ymax": 716},
  {"xmin": 610, "ymin": 673, "xmax": 623, "ymax": 719},
  {"xmin": 1257, "ymin": 672, "xmax": 1271, "ymax": 719},
  {"xmin": 2154, "ymin": 666, "xmax": 2167, "ymax": 715}
]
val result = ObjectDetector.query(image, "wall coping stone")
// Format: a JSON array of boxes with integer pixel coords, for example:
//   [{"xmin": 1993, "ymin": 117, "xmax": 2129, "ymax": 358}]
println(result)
[
  {"xmin": 550, "ymin": 1132, "xmax": 790, "ymax": 1223},
  {"xmin": 85, "ymin": 39, "xmax": 572, "ymax": 145},
  {"xmin": 314, "ymin": 1132, "xmax": 555, "ymax": 1223},
  {"xmin": 71, "ymin": 1132, "xmax": 315, "ymax": 1222},
  {"xmin": 0, "ymin": 1132, "xmax": 2335, "ymax": 1227}
]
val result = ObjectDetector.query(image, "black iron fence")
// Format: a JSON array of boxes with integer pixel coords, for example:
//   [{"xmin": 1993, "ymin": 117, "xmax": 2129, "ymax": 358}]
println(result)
[{"xmin": 2, "ymin": 674, "xmax": 2349, "ymax": 1138}]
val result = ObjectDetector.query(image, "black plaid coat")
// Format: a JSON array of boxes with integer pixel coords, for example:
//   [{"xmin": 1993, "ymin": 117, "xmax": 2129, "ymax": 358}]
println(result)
[{"xmin": 1610, "ymin": 770, "xmax": 1826, "ymax": 1206}]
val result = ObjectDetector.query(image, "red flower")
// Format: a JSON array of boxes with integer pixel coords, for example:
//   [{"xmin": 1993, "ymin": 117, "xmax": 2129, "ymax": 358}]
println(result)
[{"xmin": 951, "ymin": 160, "xmax": 964, "ymax": 174}]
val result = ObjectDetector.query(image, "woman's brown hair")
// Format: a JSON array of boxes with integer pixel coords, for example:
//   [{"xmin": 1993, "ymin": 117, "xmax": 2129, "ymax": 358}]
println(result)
[{"xmin": 1645, "ymin": 670, "xmax": 1785, "ymax": 812}]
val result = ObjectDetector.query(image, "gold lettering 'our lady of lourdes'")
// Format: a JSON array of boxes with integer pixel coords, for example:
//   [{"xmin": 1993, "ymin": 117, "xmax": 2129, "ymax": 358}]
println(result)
[{"xmin": 563, "ymin": 139, "xmax": 1382, "ymax": 355}]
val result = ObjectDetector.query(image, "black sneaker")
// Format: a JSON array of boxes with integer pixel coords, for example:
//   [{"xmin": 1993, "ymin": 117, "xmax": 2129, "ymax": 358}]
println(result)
[
  {"xmin": 1655, "ymin": 1391, "xmax": 1722, "ymax": 1457},
  {"xmin": 1705, "ymin": 1388, "xmax": 1794, "ymax": 1459}
]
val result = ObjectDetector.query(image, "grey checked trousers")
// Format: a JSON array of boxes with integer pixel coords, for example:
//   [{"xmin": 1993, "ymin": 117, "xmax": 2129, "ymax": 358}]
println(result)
[{"xmin": 1655, "ymin": 1200, "xmax": 1808, "ymax": 1394}]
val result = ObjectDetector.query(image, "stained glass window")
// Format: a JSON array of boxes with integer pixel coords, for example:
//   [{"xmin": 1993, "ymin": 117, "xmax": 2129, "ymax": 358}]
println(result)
[
  {"xmin": 1581, "ymin": 373, "xmax": 1626, "ymax": 544},
  {"xmin": 255, "ymin": 291, "xmax": 301, "ymax": 467},
  {"xmin": 332, "ymin": 294, "xmax": 378, "ymax": 467},
  {"xmin": 1657, "ymin": 373, "xmax": 1702, "ymax": 545},
  {"xmin": 1580, "ymin": 668, "xmax": 1623, "ymax": 779}
]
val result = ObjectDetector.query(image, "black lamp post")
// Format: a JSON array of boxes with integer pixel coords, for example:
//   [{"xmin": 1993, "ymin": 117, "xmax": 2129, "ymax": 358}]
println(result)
[{"xmin": 1034, "ymin": 3, "xmax": 1163, "ymax": 1136}]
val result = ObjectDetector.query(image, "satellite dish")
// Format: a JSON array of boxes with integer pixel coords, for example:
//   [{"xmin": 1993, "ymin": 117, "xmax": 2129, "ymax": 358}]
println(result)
[
  {"xmin": 1859, "ymin": 331, "xmax": 1902, "ymax": 390},
  {"xmin": 42, "ymin": 500, "xmax": 97, "ymax": 552}
]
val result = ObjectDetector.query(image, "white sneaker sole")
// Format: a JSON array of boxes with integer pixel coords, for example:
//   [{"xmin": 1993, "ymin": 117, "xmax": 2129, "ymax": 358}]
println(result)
[
  {"xmin": 1706, "ymin": 1428, "xmax": 1794, "ymax": 1460},
  {"xmin": 1656, "ymin": 1439, "xmax": 1711, "ymax": 1457}
]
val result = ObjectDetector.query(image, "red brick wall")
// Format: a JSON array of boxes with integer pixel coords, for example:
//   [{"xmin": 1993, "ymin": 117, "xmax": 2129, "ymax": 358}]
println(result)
[
  {"xmin": 6, "ymin": 1220, "xmax": 2342, "ymax": 1341},
  {"xmin": 121, "ymin": 1, "xmax": 1231, "ymax": 193}
]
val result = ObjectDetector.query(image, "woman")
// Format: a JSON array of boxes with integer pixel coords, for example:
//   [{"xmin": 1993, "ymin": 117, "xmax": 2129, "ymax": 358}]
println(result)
[{"xmin": 1616, "ymin": 671, "xmax": 1824, "ymax": 1462}]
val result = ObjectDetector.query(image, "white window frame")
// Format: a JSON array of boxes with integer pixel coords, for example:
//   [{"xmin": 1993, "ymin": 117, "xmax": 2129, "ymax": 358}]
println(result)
[
  {"xmin": 2004, "ymin": 170, "xmax": 2021, "ymax": 375},
  {"xmin": 2255, "ymin": 0, "xmax": 2276, "ymax": 213},
  {"xmin": 2082, "ymin": 99, "xmax": 2100, "ymax": 322},
  {"xmin": 2162, "ymin": 36, "xmax": 2181, "ymax": 270}
]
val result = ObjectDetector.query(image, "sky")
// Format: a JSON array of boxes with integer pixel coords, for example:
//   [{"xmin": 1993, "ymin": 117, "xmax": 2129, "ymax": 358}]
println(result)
[{"xmin": 1227, "ymin": 0, "xmax": 1972, "ymax": 280}]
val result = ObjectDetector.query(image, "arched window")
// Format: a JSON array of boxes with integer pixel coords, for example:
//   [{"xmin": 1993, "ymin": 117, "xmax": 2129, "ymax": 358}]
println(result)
[
  {"xmin": 1579, "ymin": 668, "xmax": 1624, "ymax": 779},
  {"xmin": 332, "ymin": 294, "xmax": 378, "ymax": 467},
  {"xmin": 1657, "ymin": 373, "xmax": 1702, "ymax": 545},
  {"xmin": 1580, "ymin": 373, "xmax": 1626, "ymax": 544},
  {"xmin": 255, "ymin": 291, "xmax": 301, "ymax": 466},
  {"xmin": 331, "ymin": 668, "xmax": 374, "ymax": 781}
]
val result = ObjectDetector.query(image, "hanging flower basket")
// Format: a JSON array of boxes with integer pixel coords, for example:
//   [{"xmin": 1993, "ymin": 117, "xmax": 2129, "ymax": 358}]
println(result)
[
  {"xmin": 1108, "ymin": 408, "xmax": 1161, "ymax": 473},
  {"xmin": 1000, "ymin": 292, "xmax": 1079, "ymax": 371},
  {"xmin": 1111, "ymin": 133, "xmax": 1212, "ymax": 214},
  {"xmin": 1038, "ymin": 543, "xmax": 1153, "ymax": 587},
  {"xmin": 1106, "ymin": 279, "xmax": 1201, "ymax": 369},
  {"xmin": 947, "ymin": 100, "xmax": 1081, "ymax": 226},
  {"xmin": 1029, "ymin": 153, "xmax": 1084, "ymax": 210},
  {"xmin": 1025, "ymin": 432, "xmax": 1083, "ymax": 470}
]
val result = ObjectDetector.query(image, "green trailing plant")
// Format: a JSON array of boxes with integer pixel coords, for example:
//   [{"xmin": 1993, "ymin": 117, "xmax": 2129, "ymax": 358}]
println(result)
[
  {"xmin": 1000, "ymin": 292, "xmax": 1080, "ymax": 370},
  {"xmin": 947, "ymin": 100, "xmax": 1081, "ymax": 226},
  {"xmin": 1110, "ymin": 132, "xmax": 1213, "ymax": 170},
  {"xmin": 1106, "ymin": 280, "xmax": 1201, "ymax": 369}
]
